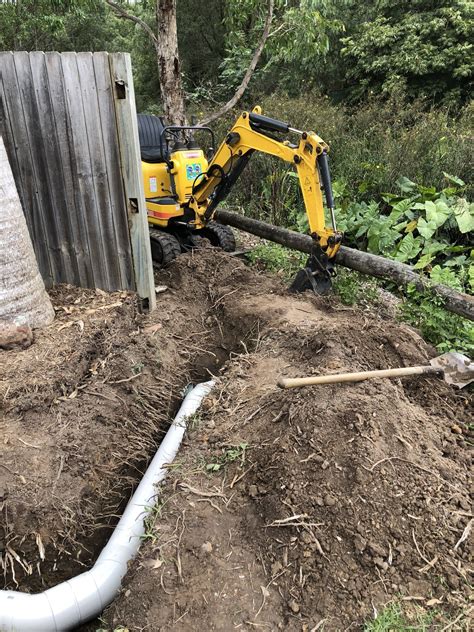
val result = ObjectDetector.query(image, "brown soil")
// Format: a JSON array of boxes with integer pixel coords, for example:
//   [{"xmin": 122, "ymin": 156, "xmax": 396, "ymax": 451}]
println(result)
[
  {"xmin": 103, "ymin": 251, "xmax": 471, "ymax": 631},
  {"xmin": 1, "ymin": 249, "xmax": 472, "ymax": 631}
]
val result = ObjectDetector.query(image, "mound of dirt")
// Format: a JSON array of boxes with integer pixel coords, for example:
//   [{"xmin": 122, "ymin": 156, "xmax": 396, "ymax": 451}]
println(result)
[{"xmin": 102, "ymin": 251, "xmax": 472, "ymax": 631}]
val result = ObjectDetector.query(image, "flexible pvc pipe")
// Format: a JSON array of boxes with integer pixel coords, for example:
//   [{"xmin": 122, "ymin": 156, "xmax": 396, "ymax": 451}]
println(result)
[{"xmin": 0, "ymin": 381, "xmax": 214, "ymax": 632}]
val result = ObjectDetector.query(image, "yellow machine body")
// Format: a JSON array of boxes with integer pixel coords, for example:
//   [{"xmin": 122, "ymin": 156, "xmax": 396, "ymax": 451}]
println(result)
[{"xmin": 142, "ymin": 149, "xmax": 208, "ymax": 228}]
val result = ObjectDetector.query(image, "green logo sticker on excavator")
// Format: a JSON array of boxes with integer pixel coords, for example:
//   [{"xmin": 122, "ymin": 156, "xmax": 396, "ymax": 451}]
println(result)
[{"xmin": 186, "ymin": 163, "xmax": 202, "ymax": 181}]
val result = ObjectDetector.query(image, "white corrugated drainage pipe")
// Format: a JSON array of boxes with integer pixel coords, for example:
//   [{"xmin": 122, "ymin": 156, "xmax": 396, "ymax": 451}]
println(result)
[{"xmin": 0, "ymin": 381, "xmax": 214, "ymax": 632}]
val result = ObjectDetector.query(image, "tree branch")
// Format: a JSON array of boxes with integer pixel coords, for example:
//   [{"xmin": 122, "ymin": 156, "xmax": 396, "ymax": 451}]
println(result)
[
  {"xmin": 198, "ymin": 0, "xmax": 274, "ymax": 126},
  {"xmin": 104, "ymin": 0, "xmax": 159, "ymax": 49},
  {"xmin": 214, "ymin": 209, "xmax": 474, "ymax": 321}
]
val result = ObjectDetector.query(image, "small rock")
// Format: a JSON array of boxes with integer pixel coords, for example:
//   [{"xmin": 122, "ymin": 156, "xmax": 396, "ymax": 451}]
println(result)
[
  {"xmin": 354, "ymin": 534, "xmax": 367, "ymax": 553},
  {"xmin": 324, "ymin": 494, "xmax": 336, "ymax": 507},
  {"xmin": 373, "ymin": 557, "xmax": 388, "ymax": 571},
  {"xmin": 458, "ymin": 496, "xmax": 470, "ymax": 511},
  {"xmin": 248, "ymin": 484, "xmax": 258, "ymax": 498},
  {"xmin": 201, "ymin": 541, "xmax": 213, "ymax": 554},
  {"xmin": 288, "ymin": 599, "xmax": 300, "ymax": 614},
  {"xmin": 451, "ymin": 424, "xmax": 463, "ymax": 434},
  {"xmin": 315, "ymin": 496, "xmax": 324, "ymax": 507},
  {"xmin": 368, "ymin": 541, "xmax": 386, "ymax": 558},
  {"xmin": 321, "ymin": 460, "xmax": 330, "ymax": 470}
]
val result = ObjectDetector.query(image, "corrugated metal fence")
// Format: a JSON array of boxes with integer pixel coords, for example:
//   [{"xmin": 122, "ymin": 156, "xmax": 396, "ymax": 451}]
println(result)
[{"xmin": 0, "ymin": 51, "xmax": 155, "ymax": 308}]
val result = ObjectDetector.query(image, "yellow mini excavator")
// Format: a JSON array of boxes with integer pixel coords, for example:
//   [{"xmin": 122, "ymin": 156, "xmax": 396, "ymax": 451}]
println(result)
[{"xmin": 137, "ymin": 106, "xmax": 343, "ymax": 293}]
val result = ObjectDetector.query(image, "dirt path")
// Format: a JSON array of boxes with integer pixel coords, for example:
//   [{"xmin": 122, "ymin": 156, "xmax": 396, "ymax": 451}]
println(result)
[{"xmin": 1, "ymin": 250, "xmax": 471, "ymax": 630}]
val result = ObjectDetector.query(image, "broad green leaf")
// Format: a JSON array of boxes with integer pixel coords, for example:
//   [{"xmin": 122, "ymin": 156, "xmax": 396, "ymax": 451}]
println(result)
[
  {"xmin": 388, "ymin": 197, "xmax": 416, "ymax": 221},
  {"xmin": 418, "ymin": 185, "xmax": 437, "ymax": 198},
  {"xmin": 443, "ymin": 172, "xmax": 465, "ymax": 187},
  {"xmin": 394, "ymin": 232, "xmax": 422, "ymax": 263},
  {"xmin": 422, "ymin": 240, "xmax": 446, "ymax": 256},
  {"xmin": 452, "ymin": 199, "xmax": 474, "ymax": 234},
  {"xmin": 417, "ymin": 217, "xmax": 437, "ymax": 239},
  {"xmin": 396, "ymin": 176, "xmax": 417, "ymax": 194},
  {"xmin": 413, "ymin": 253, "xmax": 434, "ymax": 269},
  {"xmin": 425, "ymin": 200, "xmax": 452, "ymax": 228}
]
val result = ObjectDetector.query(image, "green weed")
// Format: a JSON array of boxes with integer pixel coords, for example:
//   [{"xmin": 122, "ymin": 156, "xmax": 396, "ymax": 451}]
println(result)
[
  {"xmin": 205, "ymin": 442, "xmax": 248, "ymax": 473},
  {"xmin": 141, "ymin": 499, "xmax": 165, "ymax": 543},
  {"xmin": 333, "ymin": 269, "xmax": 379, "ymax": 306},
  {"xmin": 364, "ymin": 602, "xmax": 436, "ymax": 631},
  {"xmin": 247, "ymin": 242, "xmax": 306, "ymax": 280}
]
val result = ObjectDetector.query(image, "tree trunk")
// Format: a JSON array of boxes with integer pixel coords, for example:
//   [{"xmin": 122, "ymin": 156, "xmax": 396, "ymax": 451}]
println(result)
[
  {"xmin": 0, "ymin": 136, "xmax": 54, "ymax": 329},
  {"xmin": 155, "ymin": 0, "xmax": 186, "ymax": 125},
  {"xmin": 214, "ymin": 209, "xmax": 474, "ymax": 321}
]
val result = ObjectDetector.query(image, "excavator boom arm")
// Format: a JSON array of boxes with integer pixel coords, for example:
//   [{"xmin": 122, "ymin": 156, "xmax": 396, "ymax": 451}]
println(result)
[{"xmin": 190, "ymin": 107, "xmax": 342, "ymax": 259}]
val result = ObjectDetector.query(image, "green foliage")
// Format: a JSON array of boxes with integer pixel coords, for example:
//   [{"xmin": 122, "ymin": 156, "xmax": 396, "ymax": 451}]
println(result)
[
  {"xmin": 205, "ymin": 442, "xmax": 248, "ymax": 473},
  {"xmin": 247, "ymin": 242, "xmax": 306, "ymax": 280},
  {"xmin": 364, "ymin": 601, "xmax": 437, "ymax": 631},
  {"xmin": 399, "ymin": 286, "xmax": 474, "ymax": 355},
  {"xmin": 335, "ymin": 175, "xmax": 473, "ymax": 354},
  {"xmin": 217, "ymin": 95, "xmax": 473, "ymax": 222},
  {"xmin": 341, "ymin": 0, "xmax": 473, "ymax": 105},
  {"xmin": 336, "ymin": 175, "xmax": 473, "ymax": 291},
  {"xmin": 333, "ymin": 269, "xmax": 379, "ymax": 306}
]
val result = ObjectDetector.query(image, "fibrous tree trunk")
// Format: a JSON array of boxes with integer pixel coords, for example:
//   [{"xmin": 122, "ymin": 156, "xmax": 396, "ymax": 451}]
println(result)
[
  {"xmin": 105, "ymin": 0, "xmax": 186, "ymax": 125},
  {"xmin": 0, "ymin": 136, "xmax": 54, "ymax": 329},
  {"xmin": 155, "ymin": 0, "xmax": 186, "ymax": 125}
]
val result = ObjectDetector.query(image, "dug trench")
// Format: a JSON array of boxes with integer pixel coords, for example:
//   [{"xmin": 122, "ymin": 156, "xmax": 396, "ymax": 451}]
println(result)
[
  {"xmin": 0, "ymin": 250, "xmax": 258, "ymax": 594},
  {"xmin": 1, "ymin": 249, "xmax": 472, "ymax": 630}
]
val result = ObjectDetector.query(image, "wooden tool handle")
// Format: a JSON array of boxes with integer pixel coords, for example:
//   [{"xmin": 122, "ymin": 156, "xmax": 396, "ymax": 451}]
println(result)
[{"xmin": 278, "ymin": 365, "xmax": 441, "ymax": 389}]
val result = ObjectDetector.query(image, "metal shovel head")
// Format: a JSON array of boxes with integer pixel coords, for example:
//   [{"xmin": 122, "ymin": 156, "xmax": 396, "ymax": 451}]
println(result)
[{"xmin": 430, "ymin": 352, "xmax": 474, "ymax": 388}]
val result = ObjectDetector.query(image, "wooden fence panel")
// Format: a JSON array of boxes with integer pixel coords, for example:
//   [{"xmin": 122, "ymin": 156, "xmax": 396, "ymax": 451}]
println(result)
[{"xmin": 0, "ymin": 51, "xmax": 155, "ymax": 307}]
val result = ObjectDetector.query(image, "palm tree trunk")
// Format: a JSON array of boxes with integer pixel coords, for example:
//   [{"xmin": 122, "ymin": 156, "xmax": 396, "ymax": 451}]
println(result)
[{"xmin": 0, "ymin": 136, "xmax": 54, "ymax": 329}]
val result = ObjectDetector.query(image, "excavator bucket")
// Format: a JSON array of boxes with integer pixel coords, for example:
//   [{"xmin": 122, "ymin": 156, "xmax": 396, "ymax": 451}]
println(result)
[{"xmin": 289, "ymin": 252, "xmax": 334, "ymax": 295}]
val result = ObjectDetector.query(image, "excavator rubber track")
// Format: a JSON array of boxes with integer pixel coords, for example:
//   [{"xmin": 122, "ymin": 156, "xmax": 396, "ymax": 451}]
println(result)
[{"xmin": 149, "ymin": 228, "xmax": 181, "ymax": 267}]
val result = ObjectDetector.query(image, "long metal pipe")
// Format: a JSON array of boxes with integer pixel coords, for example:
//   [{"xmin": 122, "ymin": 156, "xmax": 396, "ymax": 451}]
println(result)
[{"xmin": 0, "ymin": 381, "xmax": 215, "ymax": 632}]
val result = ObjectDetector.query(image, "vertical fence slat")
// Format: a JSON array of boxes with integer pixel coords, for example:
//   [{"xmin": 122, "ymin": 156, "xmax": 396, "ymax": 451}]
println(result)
[
  {"xmin": 93, "ymin": 52, "xmax": 134, "ymax": 290},
  {"xmin": 44, "ymin": 52, "xmax": 91, "ymax": 287},
  {"xmin": 109, "ymin": 53, "xmax": 155, "ymax": 310},
  {"xmin": 29, "ymin": 52, "xmax": 78, "ymax": 284},
  {"xmin": 9, "ymin": 51, "xmax": 54, "ymax": 286}
]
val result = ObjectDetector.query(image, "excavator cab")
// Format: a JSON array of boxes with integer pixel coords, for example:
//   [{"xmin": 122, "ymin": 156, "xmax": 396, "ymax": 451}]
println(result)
[{"xmin": 137, "ymin": 114, "xmax": 236, "ymax": 265}]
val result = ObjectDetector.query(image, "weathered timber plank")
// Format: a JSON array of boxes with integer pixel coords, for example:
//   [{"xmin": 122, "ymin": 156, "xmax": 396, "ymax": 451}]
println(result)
[
  {"xmin": 44, "ymin": 52, "xmax": 91, "ymax": 287},
  {"xmin": 29, "ymin": 51, "xmax": 78, "ymax": 284},
  {"xmin": 8, "ymin": 51, "xmax": 54, "ymax": 286},
  {"xmin": 92, "ymin": 52, "xmax": 133, "ymax": 290},
  {"xmin": 109, "ymin": 53, "xmax": 155, "ymax": 310}
]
